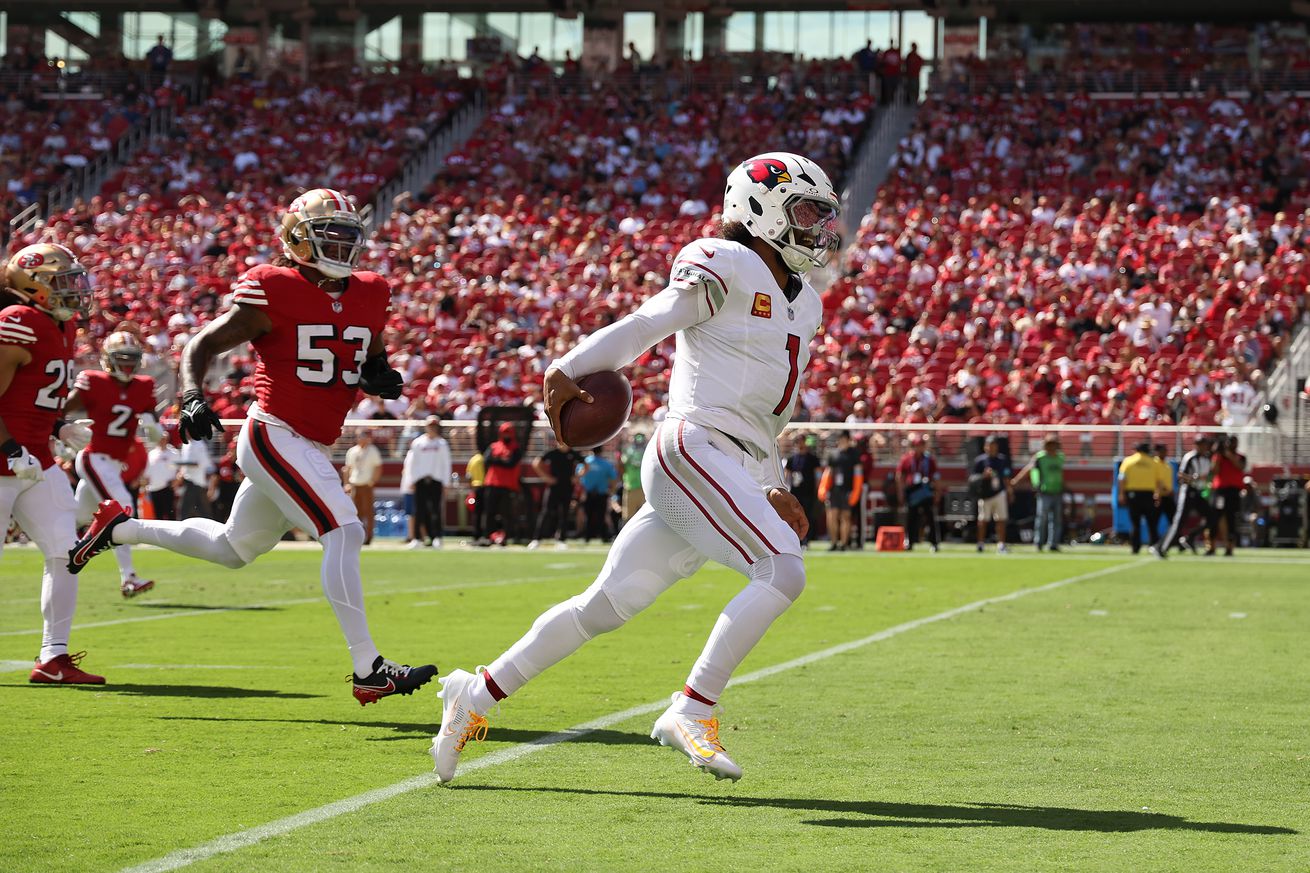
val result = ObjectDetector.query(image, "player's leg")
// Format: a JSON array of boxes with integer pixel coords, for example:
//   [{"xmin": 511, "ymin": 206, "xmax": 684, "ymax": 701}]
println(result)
[
  {"xmin": 14, "ymin": 467, "xmax": 105, "ymax": 683},
  {"xmin": 645, "ymin": 420, "xmax": 806, "ymax": 781},
  {"xmin": 75, "ymin": 450, "xmax": 146, "ymax": 589},
  {"xmin": 242, "ymin": 419, "xmax": 435, "ymax": 700},
  {"xmin": 431, "ymin": 501, "xmax": 705, "ymax": 781}
]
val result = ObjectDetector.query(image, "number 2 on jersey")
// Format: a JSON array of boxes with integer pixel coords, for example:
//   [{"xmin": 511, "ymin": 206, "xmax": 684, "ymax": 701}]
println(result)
[
  {"xmin": 296, "ymin": 325, "xmax": 371, "ymax": 386},
  {"xmin": 772, "ymin": 334, "xmax": 801, "ymax": 416}
]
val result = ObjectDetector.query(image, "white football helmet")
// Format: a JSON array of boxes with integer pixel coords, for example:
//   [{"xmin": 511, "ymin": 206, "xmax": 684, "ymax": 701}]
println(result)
[{"xmin": 723, "ymin": 152, "xmax": 841, "ymax": 274}]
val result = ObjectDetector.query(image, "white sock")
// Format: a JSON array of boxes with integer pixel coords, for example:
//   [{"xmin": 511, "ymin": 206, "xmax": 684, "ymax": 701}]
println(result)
[
  {"xmin": 114, "ymin": 518, "xmax": 243, "ymax": 567},
  {"xmin": 684, "ymin": 580, "xmax": 793, "ymax": 703},
  {"xmin": 320, "ymin": 523, "xmax": 380, "ymax": 676},
  {"xmin": 113, "ymin": 544, "xmax": 136, "ymax": 580},
  {"xmin": 483, "ymin": 591, "xmax": 625, "ymax": 702},
  {"xmin": 469, "ymin": 673, "xmax": 497, "ymax": 714},
  {"xmin": 669, "ymin": 693, "xmax": 714, "ymax": 719},
  {"xmin": 39, "ymin": 559, "xmax": 78, "ymax": 663}
]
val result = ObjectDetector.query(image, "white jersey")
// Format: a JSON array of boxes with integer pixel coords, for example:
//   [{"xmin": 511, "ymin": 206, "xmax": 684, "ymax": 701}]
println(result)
[{"xmin": 555, "ymin": 237, "xmax": 823, "ymax": 491}]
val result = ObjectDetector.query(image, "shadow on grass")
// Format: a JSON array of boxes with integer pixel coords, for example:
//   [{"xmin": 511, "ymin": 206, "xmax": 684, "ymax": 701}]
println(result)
[
  {"xmin": 23, "ymin": 684, "xmax": 321, "ymax": 699},
  {"xmin": 155, "ymin": 716, "xmax": 650, "ymax": 746},
  {"xmin": 128, "ymin": 603, "xmax": 283, "ymax": 611},
  {"xmin": 457, "ymin": 786, "xmax": 1297, "ymax": 836}
]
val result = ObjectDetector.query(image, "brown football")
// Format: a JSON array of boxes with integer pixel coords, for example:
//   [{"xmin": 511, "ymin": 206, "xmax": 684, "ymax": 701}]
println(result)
[{"xmin": 558, "ymin": 370, "xmax": 632, "ymax": 449}]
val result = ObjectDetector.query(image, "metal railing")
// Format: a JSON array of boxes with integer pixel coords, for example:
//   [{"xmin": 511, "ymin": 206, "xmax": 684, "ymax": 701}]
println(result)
[
  {"xmin": 1262, "ymin": 316, "xmax": 1310, "ymax": 466},
  {"xmin": 837, "ymin": 93, "xmax": 915, "ymax": 244},
  {"xmin": 368, "ymin": 92, "xmax": 487, "ymax": 233}
]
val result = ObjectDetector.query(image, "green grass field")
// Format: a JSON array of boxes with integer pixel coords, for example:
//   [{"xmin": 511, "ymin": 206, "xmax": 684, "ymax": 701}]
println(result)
[{"xmin": 1, "ymin": 542, "xmax": 1306, "ymax": 872}]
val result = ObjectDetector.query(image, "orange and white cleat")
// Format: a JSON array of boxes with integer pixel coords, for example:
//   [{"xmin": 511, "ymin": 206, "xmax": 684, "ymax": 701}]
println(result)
[
  {"xmin": 429, "ymin": 668, "xmax": 491, "ymax": 783},
  {"xmin": 120, "ymin": 575, "xmax": 155, "ymax": 598},
  {"xmin": 651, "ymin": 694, "xmax": 743, "ymax": 782},
  {"xmin": 29, "ymin": 651, "xmax": 105, "ymax": 685}
]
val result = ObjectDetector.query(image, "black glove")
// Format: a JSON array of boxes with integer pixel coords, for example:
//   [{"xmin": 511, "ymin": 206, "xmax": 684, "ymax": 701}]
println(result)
[
  {"xmin": 179, "ymin": 389, "xmax": 223, "ymax": 443},
  {"xmin": 359, "ymin": 355, "xmax": 404, "ymax": 400}
]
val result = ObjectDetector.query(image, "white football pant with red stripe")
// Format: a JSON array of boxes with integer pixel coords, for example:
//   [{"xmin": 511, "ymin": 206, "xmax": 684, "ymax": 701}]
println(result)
[
  {"xmin": 481, "ymin": 417, "xmax": 805, "ymax": 712},
  {"xmin": 75, "ymin": 449, "xmax": 138, "ymax": 581},
  {"xmin": 110, "ymin": 414, "xmax": 381, "ymax": 674}
]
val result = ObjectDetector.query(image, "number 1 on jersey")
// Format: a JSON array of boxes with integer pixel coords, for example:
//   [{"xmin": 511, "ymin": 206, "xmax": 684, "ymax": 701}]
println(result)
[{"xmin": 772, "ymin": 333, "xmax": 801, "ymax": 416}]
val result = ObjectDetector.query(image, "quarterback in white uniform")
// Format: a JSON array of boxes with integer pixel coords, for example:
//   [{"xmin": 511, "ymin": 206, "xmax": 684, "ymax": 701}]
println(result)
[{"xmin": 432, "ymin": 152, "xmax": 840, "ymax": 783}]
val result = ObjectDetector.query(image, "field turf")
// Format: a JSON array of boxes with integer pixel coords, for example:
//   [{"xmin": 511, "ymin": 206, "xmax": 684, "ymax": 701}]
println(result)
[{"xmin": 0, "ymin": 543, "xmax": 1306, "ymax": 872}]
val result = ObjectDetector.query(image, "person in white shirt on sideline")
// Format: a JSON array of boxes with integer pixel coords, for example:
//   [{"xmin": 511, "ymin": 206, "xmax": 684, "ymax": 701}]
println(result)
[
  {"xmin": 144, "ymin": 433, "xmax": 181, "ymax": 520},
  {"xmin": 342, "ymin": 432, "xmax": 384, "ymax": 545},
  {"xmin": 177, "ymin": 436, "xmax": 213, "ymax": 520},
  {"xmin": 404, "ymin": 417, "xmax": 451, "ymax": 549}
]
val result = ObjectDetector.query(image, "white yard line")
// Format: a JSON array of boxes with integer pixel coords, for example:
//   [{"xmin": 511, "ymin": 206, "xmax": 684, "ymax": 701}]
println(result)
[
  {"xmin": 117, "ymin": 560, "xmax": 1139, "ymax": 873},
  {"xmin": 0, "ymin": 574, "xmax": 579, "ymax": 638}
]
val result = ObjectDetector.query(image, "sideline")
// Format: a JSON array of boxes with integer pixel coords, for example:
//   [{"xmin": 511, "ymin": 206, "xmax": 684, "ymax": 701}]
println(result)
[{"xmin": 118, "ymin": 561, "xmax": 1140, "ymax": 873}]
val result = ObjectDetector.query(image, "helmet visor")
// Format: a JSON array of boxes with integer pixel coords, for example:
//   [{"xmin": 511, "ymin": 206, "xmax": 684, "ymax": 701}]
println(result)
[
  {"xmin": 48, "ymin": 267, "xmax": 93, "ymax": 320},
  {"xmin": 306, "ymin": 219, "xmax": 364, "ymax": 269},
  {"xmin": 107, "ymin": 348, "xmax": 143, "ymax": 378},
  {"xmin": 785, "ymin": 196, "xmax": 842, "ymax": 262}
]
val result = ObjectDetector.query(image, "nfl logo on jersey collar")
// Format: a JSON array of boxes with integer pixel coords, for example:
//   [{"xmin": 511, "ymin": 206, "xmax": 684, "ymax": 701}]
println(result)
[{"xmin": 332, "ymin": 300, "xmax": 343, "ymax": 313}]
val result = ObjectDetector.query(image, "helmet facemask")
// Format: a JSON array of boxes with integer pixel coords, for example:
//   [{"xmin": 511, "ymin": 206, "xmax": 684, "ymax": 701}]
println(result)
[
  {"xmin": 105, "ymin": 347, "xmax": 143, "ymax": 382},
  {"xmin": 773, "ymin": 196, "xmax": 842, "ymax": 273},
  {"xmin": 45, "ymin": 266, "xmax": 94, "ymax": 322},
  {"xmin": 288, "ymin": 217, "xmax": 364, "ymax": 280}
]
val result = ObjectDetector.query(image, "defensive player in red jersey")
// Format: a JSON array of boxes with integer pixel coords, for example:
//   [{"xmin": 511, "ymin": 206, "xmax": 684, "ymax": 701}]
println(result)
[
  {"xmin": 64, "ymin": 330, "xmax": 162, "ymax": 597},
  {"xmin": 69, "ymin": 189, "xmax": 436, "ymax": 704},
  {"xmin": 0, "ymin": 243, "xmax": 103, "ymax": 684}
]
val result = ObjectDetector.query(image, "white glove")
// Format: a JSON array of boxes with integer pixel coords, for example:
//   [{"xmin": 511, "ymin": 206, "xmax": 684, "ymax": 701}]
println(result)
[
  {"xmin": 6, "ymin": 445, "xmax": 43, "ymax": 482},
  {"xmin": 57, "ymin": 418, "xmax": 94, "ymax": 452},
  {"xmin": 139, "ymin": 413, "xmax": 164, "ymax": 445},
  {"xmin": 52, "ymin": 439, "xmax": 77, "ymax": 464}
]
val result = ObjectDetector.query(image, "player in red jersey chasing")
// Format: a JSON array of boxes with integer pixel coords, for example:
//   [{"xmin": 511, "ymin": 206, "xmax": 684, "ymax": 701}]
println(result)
[
  {"xmin": 64, "ymin": 330, "xmax": 162, "ymax": 598},
  {"xmin": 69, "ymin": 189, "xmax": 437, "ymax": 705},
  {"xmin": 1, "ymin": 243, "xmax": 104, "ymax": 684}
]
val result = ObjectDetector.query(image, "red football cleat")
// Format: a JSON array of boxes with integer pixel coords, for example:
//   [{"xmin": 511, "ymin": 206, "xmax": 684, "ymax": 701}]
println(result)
[
  {"xmin": 120, "ymin": 575, "xmax": 155, "ymax": 598},
  {"xmin": 29, "ymin": 651, "xmax": 106, "ymax": 685},
  {"xmin": 67, "ymin": 500, "xmax": 130, "ymax": 575}
]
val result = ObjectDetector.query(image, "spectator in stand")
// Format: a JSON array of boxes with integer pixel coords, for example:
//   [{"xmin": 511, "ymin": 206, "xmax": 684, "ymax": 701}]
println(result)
[
  {"xmin": 896, "ymin": 434, "xmax": 939, "ymax": 552},
  {"xmin": 146, "ymin": 36, "xmax": 172, "ymax": 75},
  {"xmin": 1118, "ymin": 442, "xmax": 1165, "ymax": 558},
  {"xmin": 482, "ymin": 422, "xmax": 524, "ymax": 546},
  {"xmin": 1209, "ymin": 435, "xmax": 1247, "ymax": 556},
  {"xmin": 1163, "ymin": 435, "xmax": 1214, "ymax": 554},
  {"xmin": 1220, "ymin": 377, "xmax": 1259, "ymax": 427},
  {"xmin": 971, "ymin": 435, "xmax": 1013, "ymax": 554},
  {"xmin": 904, "ymin": 42, "xmax": 925, "ymax": 102},
  {"xmin": 1013, "ymin": 435, "xmax": 1065, "ymax": 552},
  {"xmin": 578, "ymin": 447, "xmax": 618, "ymax": 544},
  {"xmin": 819, "ymin": 431, "xmax": 863, "ymax": 551},
  {"xmin": 619, "ymin": 432, "xmax": 646, "ymax": 521},
  {"xmin": 530, "ymin": 439, "xmax": 581, "ymax": 550},
  {"xmin": 144, "ymin": 433, "xmax": 180, "ymax": 521},
  {"xmin": 879, "ymin": 43, "xmax": 902, "ymax": 103},
  {"xmin": 177, "ymin": 436, "xmax": 213, "ymax": 520},
  {"xmin": 785, "ymin": 434, "xmax": 822, "ymax": 546},
  {"xmin": 405, "ymin": 417, "xmax": 452, "ymax": 549},
  {"xmin": 854, "ymin": 40, "xmax": 879, "ymax": 91},
  {"xmin": 343, "ymin": 432, "xmax": 384, "ymax": 545}
]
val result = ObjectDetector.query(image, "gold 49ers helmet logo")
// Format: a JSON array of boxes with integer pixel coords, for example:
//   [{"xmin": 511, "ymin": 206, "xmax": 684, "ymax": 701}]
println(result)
[
  {"xmin": 743, "ymin": 158, "xmax": 791, "ymax": 189},
  {"xmin": 16, "ymin": 252, "xmax": 45, "ymax": 269}
]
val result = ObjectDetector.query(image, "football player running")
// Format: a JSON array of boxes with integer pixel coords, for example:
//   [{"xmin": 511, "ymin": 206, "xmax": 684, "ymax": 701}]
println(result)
[
  {"xmin": 432, "ymin": 153, "xmax": 839, "ymax": 782},
  {"xmin": 69, "ymin": 189, "xmax": 437, "ymax": 705},
  {"xmin": 0, "ymin": 243, "xmax": 102, "ymax": 684},
  {"xmin": 64, "ymin": 330, "xmax": 163, "ymax": 598}
]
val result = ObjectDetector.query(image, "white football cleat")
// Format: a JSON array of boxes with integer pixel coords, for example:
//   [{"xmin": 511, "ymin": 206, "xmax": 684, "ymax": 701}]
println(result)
[
  {"xmin": 430, "ymin": 668, "xmax": 488, "ymax": 784},
  {"xmin": 650, "ymin": 694, "xmax": 743, "ymax": 782},
  {"xmin": 527, "ymin": 540, "xmax": 540, "ymax": 550},
  {"xmin": 405, "ymin": 539, "xmax": 425, "ymax": 550}
]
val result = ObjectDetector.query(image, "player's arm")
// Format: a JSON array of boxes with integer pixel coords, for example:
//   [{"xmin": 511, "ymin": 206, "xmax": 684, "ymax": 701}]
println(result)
[
  {"xmin": 178, "ymin": 303, "xmax": 271, "ymax": 442},
  {"xmin": 0, "ymin": 344, "xmax": 39, "ymax": 477},
  {"xmin": 544, "ymin": 272, "xmax": 713, "ymax": 441},
  {"xmin": 358, "ymin": 332, "xmax": 404, "ymax": 399}
]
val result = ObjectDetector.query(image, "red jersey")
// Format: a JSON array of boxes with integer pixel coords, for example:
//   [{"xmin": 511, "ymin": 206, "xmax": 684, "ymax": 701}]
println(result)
[
  {"xmin": 73, "ymin": 369, "xmax": 157, "ymax": 461},
  {"xmin": 232, "ymin": 264, "xmax": 391, "ymax": 445},
  {"xmin": 0, "ymin": 304, "xmax": 75, "ymax": 473}
]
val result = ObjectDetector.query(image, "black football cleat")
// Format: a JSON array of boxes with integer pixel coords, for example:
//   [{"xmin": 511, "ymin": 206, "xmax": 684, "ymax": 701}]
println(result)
[
  {"xmin": 351, "ymin": 656, "xmax": 438, "ymax": 706},
  {"xmin": 68, "ymin": 500, "xmax": 130, "ymax": 575}
]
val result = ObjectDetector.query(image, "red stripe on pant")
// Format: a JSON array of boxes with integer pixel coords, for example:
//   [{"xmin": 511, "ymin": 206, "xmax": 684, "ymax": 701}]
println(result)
[
  {"xmin": 249, "ymin": 421, "xmax": 336, "ymax": 537},
  {"xmin": 655, "ymin": 425, "xmax": 753, "ymax": 566},
  {"xmin": 82, "ymin": 453, "xmax": 114, "ymax": 502},
  {"xmin": 675, "ymin": 421, "xmax": 780, "ymax": 556}
]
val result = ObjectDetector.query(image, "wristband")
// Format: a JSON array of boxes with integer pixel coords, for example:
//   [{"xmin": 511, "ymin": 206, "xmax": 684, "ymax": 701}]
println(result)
[
  {"xmin": 51, "ymin": 418, "xmax": 69, "ymax": 438},
  {"xmin": 1, "ymin": 439, "xmax": 22, "ymax": 458}
]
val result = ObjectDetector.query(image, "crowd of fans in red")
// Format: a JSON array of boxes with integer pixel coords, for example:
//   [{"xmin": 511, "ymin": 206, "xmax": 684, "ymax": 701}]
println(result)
[
  {"xmin": 817, "ymin": 90, "xmax": 1310, "ymax": 428},
  {"xmin": 7, "ymin": 48, "xmax": 1309, "ymax": 436}
]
